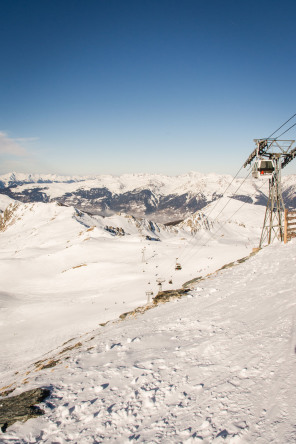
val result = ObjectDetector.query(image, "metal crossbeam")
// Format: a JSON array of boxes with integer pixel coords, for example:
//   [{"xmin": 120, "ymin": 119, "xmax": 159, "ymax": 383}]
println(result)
[
  {"xmin": 244, "ymin": 139, "xmax": 295, "ymax": 168},
  {"xmin": 243, "ymin": 140, "xmax": 268, "ymax": 167},
  {"xmin": 281, "ymin": 146, "xmax": 296, "ymax": 169}
]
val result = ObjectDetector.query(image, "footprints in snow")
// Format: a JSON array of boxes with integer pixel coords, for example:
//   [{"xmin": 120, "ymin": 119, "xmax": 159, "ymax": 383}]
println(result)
[
  {"xmin": 105, "ymin": 337, "xmax": 142, "ymax": 351},
  {"xmin": 127, "ymin": 337, "xmax": 141, "ymax": 344},
  {"xmin": 94, "ymin": 383, "xmax": 109, "ymax": 393}
]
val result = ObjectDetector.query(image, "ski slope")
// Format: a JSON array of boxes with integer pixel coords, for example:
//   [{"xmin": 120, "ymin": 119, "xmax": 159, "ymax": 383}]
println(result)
[
  {"xmin": 1, "ymin": 236, "xmax": 296, "ymax": 443},
  {"xmin": 0, "ymin": 198, "xmax": 264, "ymax": 378}
]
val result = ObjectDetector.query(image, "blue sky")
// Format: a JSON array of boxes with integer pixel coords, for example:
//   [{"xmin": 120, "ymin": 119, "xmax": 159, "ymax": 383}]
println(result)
[{"xmin": 1, "ymin": 0, "xmax": 296, "ymax": 176}]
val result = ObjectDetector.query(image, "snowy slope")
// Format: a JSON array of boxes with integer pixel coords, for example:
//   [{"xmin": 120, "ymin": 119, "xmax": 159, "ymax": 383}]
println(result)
[
  {"xmin": 1, "ymin": 238, "xmax": 296, "ymax": 443},
  {"xmin": 0, "ymin": 199, "xmax": 264, "ymax": 379},
  {"xmin": 202, "ymin": 196, "xmax": 266, "ymax": 228},
  {"xmin": 0, "ymin": 194, "xmax": 16, "ymax": 211},
  {"xmin": 0, "ymin": 201, "xmax": 174, "ymax": 374}
]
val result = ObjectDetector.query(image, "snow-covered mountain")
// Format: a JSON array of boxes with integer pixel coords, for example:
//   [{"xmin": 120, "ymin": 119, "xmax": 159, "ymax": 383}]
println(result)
[
  {"xmin": 1, "ymin": 171, "xmax": 292, "ymax": 222},
  {"xmin": 1, "ymin": 213, "xmax": 295, "ymax": 442},
  {"xmin": 0, "ymin": 172, "xmax": 90, "ymax": 187},
  {"xmin": 0, "ymin": 197, "xmax": 264, "ymax": 376},
  {"xmin": 1, "ymin": 192, "xmax": 294, "ymax": 442}
]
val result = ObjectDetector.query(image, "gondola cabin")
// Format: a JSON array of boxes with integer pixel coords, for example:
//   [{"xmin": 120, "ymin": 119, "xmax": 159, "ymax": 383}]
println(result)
[
  {"xmin": 175, "ymin": 263, "xmax": 182, "ymax": 270},
  {"xmin": 252, "ymin": 158, "xmax": 275, "ymax": 179}
]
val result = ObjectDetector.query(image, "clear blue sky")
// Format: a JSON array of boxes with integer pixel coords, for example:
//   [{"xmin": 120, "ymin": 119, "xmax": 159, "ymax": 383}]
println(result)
[{"xmin": 1, "ymin": 0, "xmax": 296, "ymax": 176}]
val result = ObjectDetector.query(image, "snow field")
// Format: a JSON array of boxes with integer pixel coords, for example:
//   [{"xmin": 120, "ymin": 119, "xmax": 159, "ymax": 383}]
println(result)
[
  {"xmin": 0, "ymin": 194, "xmax": 16, "ymax": 211},
  {"xmin": 0, "ymin": 199, "xmax": 264, "ymax": 378},
  {"xmin": 1, "ymin": 239, "xmax": 296, "ymax": 443}
]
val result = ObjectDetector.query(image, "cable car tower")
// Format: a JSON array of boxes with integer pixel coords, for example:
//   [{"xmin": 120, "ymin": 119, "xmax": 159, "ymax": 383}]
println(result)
[{"xmin": 244, "ymin": 138, "xmax": 296, "ymax": 247}]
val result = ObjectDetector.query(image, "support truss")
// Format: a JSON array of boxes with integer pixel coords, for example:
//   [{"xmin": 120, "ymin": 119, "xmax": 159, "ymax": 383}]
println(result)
[
  {"xmin": 259, "ymin": 158, "xmax": 285, "ymax": 247},
  {"xmin": 244, "ymin": 138, "xmax": 296, "ymax": 248}
]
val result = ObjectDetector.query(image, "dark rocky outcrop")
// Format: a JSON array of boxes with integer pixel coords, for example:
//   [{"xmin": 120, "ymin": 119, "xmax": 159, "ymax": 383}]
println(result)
[
  {"xmin": 0, "ymin": 387, "xmax": 50, "ymax": 432},
  {"xmin": 152, "ymin": 288, "xmax": 190, "ymax": 304}
]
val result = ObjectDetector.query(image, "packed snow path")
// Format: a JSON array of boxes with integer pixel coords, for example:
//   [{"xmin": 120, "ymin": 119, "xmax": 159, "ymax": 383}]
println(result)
[{"xmin": 2, "ymin": 240, "xmax": 296, "ymax": 443}]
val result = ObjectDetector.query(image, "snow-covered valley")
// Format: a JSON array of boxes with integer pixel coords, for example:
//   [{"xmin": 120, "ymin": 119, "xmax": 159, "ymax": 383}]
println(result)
[
  {"xmin": 3, "ymin": 171, "xmax": 296, "ymax": 222},
  {"xmin": 0, "ymin": 196, "xmax": 263, "ymax": 375},
  {"xmin": 0, "ymin": 192, "xmax": 295, "ymax": 443}
]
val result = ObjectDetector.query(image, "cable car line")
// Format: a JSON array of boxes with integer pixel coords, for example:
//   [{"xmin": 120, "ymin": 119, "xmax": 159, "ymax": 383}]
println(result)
[
  {"xmin": 158, "ymin": 167, "xmax": 253, "ymax": 283},
  {"xmin": 177, "ymin": 176, "xmax": 270, "ymax": 274},
  {"xmin": 163, "ymin": 176, "xmax": 269, "ymax": 288},
  {"xmin": 274, "ymin": 121, "xmax": 296, "ymax": 140},
  {"xmin": 153, "ymin": 115, "xmax": 296, "ymax": 291},
  {"xmin": 169, "ymin": 115, "xmax": 296, "ymax": 281},
  {"xmin": 172, "ymin": 169, "xmax": 253, "ymax": 272},
  {"xmin": 186, "ymin": 170, "xmax": 252, "ymax": 247},
  {"xmin": 205, "ymin": 115, "xmax": 295, "ymax": 224},
  {"xmin": 266, "ymin": 112, "xmax": 296, "ymax": 139},
  {"xmin": 158, "ymin": 151, "xmax": 272, "ymax": 288},
  {"xmin": 207, "ymin": 169, "xmax": 252, "ymax": 227},
  {"xmin": 161, "ymin": 163, "xmax": 253, "ymax": 279},
  {"xmin": 207, "ymin": 177, "xmax": 269, "ymax": 244},
  {"xmin": 205, "ymin": 165, "xmax": 244, "ymax": 220},
  {"xmin": 185, "ymin": 114, "xmax": 295, "ymax": 232}
]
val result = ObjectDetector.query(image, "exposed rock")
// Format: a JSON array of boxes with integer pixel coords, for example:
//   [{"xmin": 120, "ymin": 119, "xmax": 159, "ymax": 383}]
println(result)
[
  {"xmin": 104, "ymin": 225, "xmax": 125, "ymax": 236},
  {"xmin": 0, "ymin": 203, "xmax": 19, "ymax": 232},
  {"xmin": 164, "ymin": 219, "xmax": 184, "ymax": 226},
  {"xmin": 35, "ymin": 359, "xmax": 60, "ymax": 370},
  {"xmin": 152, "ymin": 288, "xmax": 190, "ymax": 304},
  {"xmin": 182, "ymin": 276, "xmax": 203, "ymax": 288},
  {"xmin": 0, "ymin": 387, "xmax": 50, "ymax": 432},
  {"xmin": 59, "ymin": 342, "xmax": 82, "ymax": 355},
  {"xmin": 119, "ymin": 304, "xmax": 153, "ymax": 320},
  {"xmin": 0, "ymin": 385, "xmax": 15, "ymax": 397},
  {"xmin": 145, "ymin": 235, "xmax": 160, "ymax": 241}
]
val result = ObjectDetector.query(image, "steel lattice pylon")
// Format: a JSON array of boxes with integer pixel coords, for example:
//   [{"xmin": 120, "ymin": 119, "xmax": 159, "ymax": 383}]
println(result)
[
  {"xmin": 259, "ymin": 157, "xmax": 285, "ymax": 247},
  {"xmin": 244, "ymin": 138, "xmax": 296, "ymax": 248}
]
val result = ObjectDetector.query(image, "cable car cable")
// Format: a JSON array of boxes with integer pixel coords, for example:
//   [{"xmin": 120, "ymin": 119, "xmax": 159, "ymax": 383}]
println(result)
[
  {"xmin": 274, "ymin": 121, "xmax": 296, "ymax": 140},
  {"xmin": 208, "ymin": 177, "xmax": 269, "ymax": 243},
  {"xmin": 157, "ymin": 115, "xmax": 295, "ymax": 287},
  {"xmin": 167, "ymin": 169, "xmax": 268, "ymax": 285},
  {"xmin": 267, "ymin": 113, "xmax": 296, "ymax": 139},
  {"xmin": 207, "ymin": 169, "xmax": 252, "ymax": 226},
  {"xmin": 205, "ymin": 114, "xmax": 294, "ymax": 221},
  {"xmin": 158, "ymin": 167, "xmax": 253, "ymax": 282},
  {"xmin": 177, "ymin": 176, "xmax": 270, "ymax": 279},
  {"xmin": 175, "ymin": 169, "xmax": 253, "ymax": 269},
  {"xmin": 174, "ymin": 115, "xmax": 296, "ymax": 282},
  {"xmin": 204, "ymin": 165, "xmax": 244, "ymax": 221},
  {"xmin": 192, "ymin": 114, "xmax": 295, "ymax": 226}
]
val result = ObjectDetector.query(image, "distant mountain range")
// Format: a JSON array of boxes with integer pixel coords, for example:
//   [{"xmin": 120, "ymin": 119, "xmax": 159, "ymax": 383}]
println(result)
[{"xmin": 1, "ymin": 171, "xmax": 296, "ymax": 223}]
